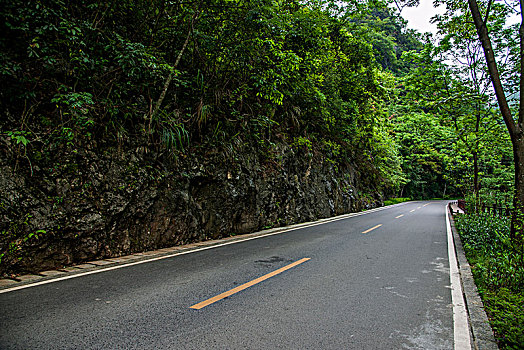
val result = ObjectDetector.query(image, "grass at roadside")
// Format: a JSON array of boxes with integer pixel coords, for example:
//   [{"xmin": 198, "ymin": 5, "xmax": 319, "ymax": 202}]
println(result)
[
  {"xmin": 455, "ymin": 213, "xmax": 524, "ymax": 349},
  {"xmin": 383, "ymin": 197, "xmax": 412, "ymax": 206}
]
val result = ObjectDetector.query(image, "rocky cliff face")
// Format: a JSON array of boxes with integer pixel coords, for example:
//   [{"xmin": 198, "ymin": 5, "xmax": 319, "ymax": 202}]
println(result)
[{"xmin": 0, "ymin": 141, "xmax": 382, "ymax": 276}]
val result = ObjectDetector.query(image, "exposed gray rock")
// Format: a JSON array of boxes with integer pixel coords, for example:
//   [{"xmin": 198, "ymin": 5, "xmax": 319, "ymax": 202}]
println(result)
[{"xmin": 0, "ymin": 141, "xmax": 383, "ymax": 276}]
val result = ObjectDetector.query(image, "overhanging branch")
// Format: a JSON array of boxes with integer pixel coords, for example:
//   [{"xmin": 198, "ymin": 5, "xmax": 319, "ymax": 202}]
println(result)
[{"xmin": 468, "ymin": 0, "xmax": 518, "ymax": 137}]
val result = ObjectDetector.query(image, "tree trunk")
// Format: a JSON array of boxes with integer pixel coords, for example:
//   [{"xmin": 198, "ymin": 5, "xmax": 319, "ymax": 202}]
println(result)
[
  {"xmin": 146, "ymin": 2, "xmax": 202, "ymax": 129},
  {"xmin": 467, "ymin": 0, "xmax": 516, "ymax": 136},
  {"xmin": 512, "ymin": 137, "xmax": 524, "ymax": 243},
  {"xmin": 474, "ymin": 108, "xmax": 481, "ymax": 210},
  {"xmin": 473, "ymin": 150, "xmax": 479, "ymax": 210}
]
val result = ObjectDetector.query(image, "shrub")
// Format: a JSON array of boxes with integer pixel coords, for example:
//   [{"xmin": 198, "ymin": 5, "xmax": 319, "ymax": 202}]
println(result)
[
  {"xmin": 455, "ymin": 213, "xmax": 510, "ymax": 256},
  {"xmin": 455, "ymin": 213, "xmax": 524, "ymax": 349},
  {"xmin": 383, "ymin": 197, "xmax": 411, "ymax": 206},
  {"xmin": 483, "ymin": 289, "xmax": 524, "ymax": 349}
]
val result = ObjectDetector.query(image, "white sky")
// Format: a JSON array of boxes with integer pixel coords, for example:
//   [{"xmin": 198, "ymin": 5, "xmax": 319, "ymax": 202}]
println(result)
[
  {"xmin": 400, "ymin": 1, "xmax": 521, "ymax": 35},
  {"xmin": 400, "ymin": 0, "xmax": 446, "ymax": 35}
]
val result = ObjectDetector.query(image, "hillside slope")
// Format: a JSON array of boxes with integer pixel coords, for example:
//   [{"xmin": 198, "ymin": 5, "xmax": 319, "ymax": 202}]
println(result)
[{"xmin": 0, "ymin": 1, "xmax": 402, "ymax": 275}]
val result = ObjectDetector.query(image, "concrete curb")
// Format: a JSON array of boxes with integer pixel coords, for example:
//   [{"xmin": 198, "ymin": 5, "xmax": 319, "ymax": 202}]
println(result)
[{"xmin": 448, "ymin": 204, "xmax": 499, "ymax": 350}]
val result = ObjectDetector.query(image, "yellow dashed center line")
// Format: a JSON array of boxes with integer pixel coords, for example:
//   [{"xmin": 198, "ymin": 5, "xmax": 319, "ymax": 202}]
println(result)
[
  {"xmin": 395, "ymin": 214, "xmax": 404, "ymax": 219},
  {"xmin": 362, "ymin": 224, "xmax": 382, "ymax": 234},
  {"xmin": 410, "ymin": 209, "xmax": 416, "ymax": 212},
  {"xmin": 190, "ymin": 258, "xmax": 311, "ymax": 310}
]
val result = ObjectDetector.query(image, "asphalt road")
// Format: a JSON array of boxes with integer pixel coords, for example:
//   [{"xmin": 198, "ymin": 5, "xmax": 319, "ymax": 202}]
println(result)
[{"xmin": 0, "ymin": 201, "xmax": 456, "ymax": 349}]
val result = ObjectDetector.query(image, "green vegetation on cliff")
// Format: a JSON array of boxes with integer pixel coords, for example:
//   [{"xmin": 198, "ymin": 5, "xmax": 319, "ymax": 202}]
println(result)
[{"xmin": 1, "ymin": 0, "xmax": 427, "ymax": 192}]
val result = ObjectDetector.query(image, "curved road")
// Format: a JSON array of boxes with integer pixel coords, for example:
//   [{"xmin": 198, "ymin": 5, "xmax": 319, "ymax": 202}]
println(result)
[{"xmin": 0, "ymin": 201, "xmax": 464, "ymax": 349}]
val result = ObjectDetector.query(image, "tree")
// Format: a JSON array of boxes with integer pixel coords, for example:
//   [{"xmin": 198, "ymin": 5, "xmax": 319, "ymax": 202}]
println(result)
[
  {"xmin": 466, "ymin": 0, "xmax": 523, "ymax": 243},
  {"xmin": 392, "ymin": 38, "xmax": 513, "ymax": 201},
  {"xmin": 391, "ymin": 112, "xmax": 457, "ymax": 198},
  {"xmin": 433, "ymin": 0, "xmax": 522, "ymax": 244}
]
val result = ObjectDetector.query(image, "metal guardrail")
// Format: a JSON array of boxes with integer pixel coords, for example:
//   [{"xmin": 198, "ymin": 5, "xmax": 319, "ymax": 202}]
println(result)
[
  {"xmin": 480, "ymin": 205, "xmax": 511, "ymax": 217},
  {"xmin": 451, "ymin": 199, "xmax": 511, "ymax": 217},
  {"xmin": 457, "ymin": 199, "xmax": 466, "ymax": 213}
]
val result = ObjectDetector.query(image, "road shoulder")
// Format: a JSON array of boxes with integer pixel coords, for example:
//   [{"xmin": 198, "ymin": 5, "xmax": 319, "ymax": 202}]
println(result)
[
  {"xmin": 0, "ymin": 202, "xmax": 409, "ymax": 294},
  {"xmin": 448, "ymin": 204, "xmax": 498, "ymax": 350}
]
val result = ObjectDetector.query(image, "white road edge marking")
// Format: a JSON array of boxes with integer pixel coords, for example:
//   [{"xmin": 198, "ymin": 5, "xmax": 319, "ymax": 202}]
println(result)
[
  {"xmin": 0, "ymin": 202, "xmax": 412, "ymax": 294},
  {"xmin": 446, "ymin": 206, "xmax": 472, "ymax": 349}
]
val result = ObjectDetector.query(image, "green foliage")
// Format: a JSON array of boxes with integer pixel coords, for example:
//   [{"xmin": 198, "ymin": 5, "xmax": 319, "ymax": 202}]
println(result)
[
  {"xmin": 455, "ymin": 213, "xmax": 524, "ymax": 349},
  {"xmin": 383, "ymin": 197, "xmax": 411, "ymax": 206},
  {"xmin": 341, "ymin": 0, "xmax": 423, "ymax": 75},
  {"xmin": 390, "ymin": 38, "xmax": 513, "ymax": 200},
  {"xmin": 0, "ymin": 0, "xmax": 423, "ymax": 196},
  {"xmin": 293, "ymin": 136, "xmax": 313, "ymax": 152},
  {"xmin": 483, "ymin": 289, "xmax": 524, "ymax": 349},
  {"xmin": 7, "ymin": 131, "xmax": 31, "ymax": 147},
  {"xmin": 158, "ymin": 111, "xmax": 190, "ymax": 156},
  {"xmin": 390, "ymin": 112, "xmax": 458, "ymax": 198},
  {"xmin": 0, "ymin": 211, "xmax": 46, "ymax": 267},
  {"xmin": 456, "ymin": 213, "xmax": 510, "ymax": 256}
]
